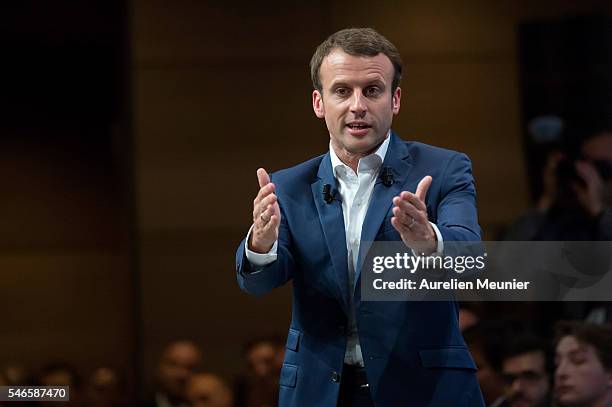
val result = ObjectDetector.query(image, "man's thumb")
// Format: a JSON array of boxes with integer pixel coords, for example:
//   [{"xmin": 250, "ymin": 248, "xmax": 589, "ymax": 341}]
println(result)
[
  {"xmin": 257, "ymin": 168, "xmax": 270, "ymax": 188},
  {"xmin": 416, "ymin": 175, "xmax": 432, "ymax": 201}
]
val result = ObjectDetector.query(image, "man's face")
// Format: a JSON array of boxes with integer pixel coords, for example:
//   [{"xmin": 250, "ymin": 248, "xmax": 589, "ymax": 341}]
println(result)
[
  {"xmin": 312, "ymin": 48, "xmax": 400, "ymax": 161},
  {"xmin": 247, "ymin": 342, "xmax": 280, "ymax": 378},
  {"xmin": 186, "ymin": 374, "xmax": 233, "ymax": 407},
  {"xmin": 502, "ymin": 351, "xmax": 550, "ymax": 407},
  {"xmin": 157, "ymin": 342, "xmax": 202, "ymax": 400},
  {"xmin": 555, "ymin": 335, "xmax": 612, "ymax": 406}
]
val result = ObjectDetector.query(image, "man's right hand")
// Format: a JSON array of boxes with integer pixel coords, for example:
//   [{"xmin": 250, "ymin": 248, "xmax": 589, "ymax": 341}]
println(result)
[{"xmin": 249, "ymin": 168, "xmax": 281, "ymax": 253}]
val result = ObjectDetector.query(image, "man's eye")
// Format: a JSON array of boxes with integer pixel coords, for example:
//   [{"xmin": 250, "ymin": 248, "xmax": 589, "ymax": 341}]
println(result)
[
  {"xmin": 570, "ymin": 356, "xmax": 586, "ymax": 365},
  {"xmin": 335, "ymin": 88, "xmax": 348, "ymax": 96},
  {"xmin": 364, "ymin": 87, "xmax": 381, "ymax": 97}
]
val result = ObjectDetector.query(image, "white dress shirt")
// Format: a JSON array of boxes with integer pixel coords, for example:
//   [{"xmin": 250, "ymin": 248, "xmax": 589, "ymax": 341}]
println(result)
[{"xmin": 245, "ymin": 133, "xmax": 443, "ymax": 366}]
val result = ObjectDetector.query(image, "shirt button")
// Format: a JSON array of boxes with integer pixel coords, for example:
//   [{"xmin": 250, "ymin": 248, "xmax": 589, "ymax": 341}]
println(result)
[{"xmin": 331, "ymin": 371, "xmax": 340, "ymax": 382}]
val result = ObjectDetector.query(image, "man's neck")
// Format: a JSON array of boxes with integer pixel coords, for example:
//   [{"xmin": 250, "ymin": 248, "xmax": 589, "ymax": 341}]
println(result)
[{"xmin": 330, "ymin": 134, "xmax": 389, "ymax": 173}]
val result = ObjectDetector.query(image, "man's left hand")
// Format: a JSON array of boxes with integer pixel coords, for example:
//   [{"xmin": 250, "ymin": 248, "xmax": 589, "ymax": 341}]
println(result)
[
  {"xmin": 391, "ymin": 175, "xmax": 437, "ymax": 255},
  {"xmin": 574, "ymin": 160, "xmax": 605, "ymax": 217}
]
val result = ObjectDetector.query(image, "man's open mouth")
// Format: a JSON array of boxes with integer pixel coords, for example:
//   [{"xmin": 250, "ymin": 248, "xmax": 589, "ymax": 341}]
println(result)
[{"xmin": 347, "ymin": 123, "xmax": 371, "ymax": 129}]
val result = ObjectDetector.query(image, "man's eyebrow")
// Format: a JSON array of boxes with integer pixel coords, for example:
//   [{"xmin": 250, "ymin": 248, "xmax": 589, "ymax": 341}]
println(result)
[
  {"xmin": 557, "ymin": 348, "xmax": 587, "ymax": 360},
  {"xmin": 568, "ymin": 349, "xmax": 586, "ymax": 356},
  {"xmin": 518, "ymin": 368, "xmax": 540, "ymax": 374},
  {"xmin": 329, "ymin": 81, "xmax": 350, "ymax": 88},
  {"xmin": 328, "ymin": 78, "xmax": 386, "ymax": 88}
]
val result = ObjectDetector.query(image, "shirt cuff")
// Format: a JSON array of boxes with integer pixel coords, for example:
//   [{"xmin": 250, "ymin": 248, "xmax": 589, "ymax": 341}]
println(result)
[
  {"xmin": 245, "ymin": 224, "xmax": 278, "ymax": 267},
  {"xmin": 429, "ymin": 221, "xmax": 444, "ymax": 254}
]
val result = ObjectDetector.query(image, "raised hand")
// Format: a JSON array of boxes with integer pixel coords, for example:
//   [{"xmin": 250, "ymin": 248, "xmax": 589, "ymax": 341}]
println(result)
[
  {"xmin": 249, "ymin": 168, "xmax": 281, "ymax": 253},
  {"xmin": 574, "ymin": 160, "xmax": 605, "ymax": 217},
  {"xmin": 391, "ymin": 175, "xmax": 437, "ymax": 255}
]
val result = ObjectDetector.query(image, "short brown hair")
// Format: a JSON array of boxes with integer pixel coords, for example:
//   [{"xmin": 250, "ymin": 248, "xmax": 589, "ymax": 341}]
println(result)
[
  {"xmin": 554, "ymin": 320, "xmax": 612, "ymax": 371},
  {"xmin": 309, "ymin": 27, "xmax": 403, "ymax": 93}
]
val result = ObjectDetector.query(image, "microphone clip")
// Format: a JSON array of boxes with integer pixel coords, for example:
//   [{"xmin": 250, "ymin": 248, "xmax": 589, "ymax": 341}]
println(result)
[
  {"xmin": 382, "ymin": 167, "xmax": 394, "ymax": 187},
  {"xmin": 322, "ymin": 184, "xmax": 335, "ymax": 204}
]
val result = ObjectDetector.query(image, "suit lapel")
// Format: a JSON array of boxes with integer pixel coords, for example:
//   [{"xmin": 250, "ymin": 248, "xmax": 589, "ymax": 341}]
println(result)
[
  {"xmin": 355, "ymin": 133, "xmax": 413, "ymax": 289},
  {"xmin": 311, "ymin": 153, "xmax": 350, "ymax": 314}
]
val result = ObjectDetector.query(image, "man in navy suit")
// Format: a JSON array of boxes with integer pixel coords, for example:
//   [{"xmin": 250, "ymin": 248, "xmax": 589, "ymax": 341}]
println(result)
[{"xmin": 236, "ymin": 28, "xmax": 484, "ymax": 407}]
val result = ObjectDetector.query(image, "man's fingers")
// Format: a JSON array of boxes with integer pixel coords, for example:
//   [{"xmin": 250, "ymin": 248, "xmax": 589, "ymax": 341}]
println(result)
[
  {"xmin": 255, "ymin": 204, "xmax": 273, "ymax": 229},
  {"xmin": 392, "ymin": 207, "xmax": 427, "ymax": 234},
  {"xmin": 392, "ymin": 207, "xmax": 412, "ymax": 228},
  {"xmin": 253, "ymin": 194, "xmax": 277, "ymax": 220},
  {"xmin": 254, "ymin": 200, "xmax": 281, "ymax": 227},
  {"xmin": 268, "ymin": 214, "xmax": 280, "ymax": 230},
  {"xmin": 398, "ymin": 191, "xmax": 426, "ymax": 211},
  {"xmin": 415, "ymin": 175, "xmax": 432, "ymax": 202},
  {"xmin": 257, "ymin": 168, "xmax": 271, "ymax": 188},
  {"xmin": 253, "ymin": 183, "xmax": 276, "ymax": 206},
  {"xmin": 392, "ymin": 200, "xmax": 421, "ymax": 225},
  {"xmin": 575, "ymin": 161, "xmax": 602, "ymax": 187},
  {"xmin": 391, "ymin": 217, "xmax": 413, "ymax": 237},
  {"xmin": 259, "ymin": 194, "xmax": 277, "ymax": 214},
  {"xmin": 261, "ymin": 204, "xmax": 273, "ymax": 221}
]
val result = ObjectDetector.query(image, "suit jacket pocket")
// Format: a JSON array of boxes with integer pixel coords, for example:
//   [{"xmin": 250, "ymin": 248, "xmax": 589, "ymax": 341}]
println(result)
[
  {"xmin": 419, "ymin": 347, "xmax": 477, "ymax": 370},
  {"xmin": 286, "ymin": 328, "xmax": 301, "ymax": 352},
  {"xmin": 279, "ymin": 363, "xmax": 298, "ymax": 388}
]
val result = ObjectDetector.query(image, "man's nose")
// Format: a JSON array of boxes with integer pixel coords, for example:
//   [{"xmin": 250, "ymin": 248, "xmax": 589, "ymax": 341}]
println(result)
[
  {"xmin": 350, "ymin": 92, "xmax": 367, "ymax": 116},
  {"xmin": 555, "ymin": 360, "xmax": 568, "ymax": 379},
  {"xmin": 510, "ymin": 378, "xmax": 523, "ymax": 395}
]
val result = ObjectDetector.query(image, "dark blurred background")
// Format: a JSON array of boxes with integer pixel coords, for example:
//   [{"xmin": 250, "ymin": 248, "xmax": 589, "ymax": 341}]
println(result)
[{"xmin": 0, "ymin": 1, "xmax": 611, "ymax": 406}]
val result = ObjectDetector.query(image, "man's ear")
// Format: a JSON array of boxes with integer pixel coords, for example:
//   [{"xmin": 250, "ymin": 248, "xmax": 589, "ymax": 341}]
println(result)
[
  {"xmin": 392, "ymin": 87, "xmax": 401, "ymax": 115},
  {"xmin": 313, "ymin": 90, "xmax": 325, "ymax": 118}
]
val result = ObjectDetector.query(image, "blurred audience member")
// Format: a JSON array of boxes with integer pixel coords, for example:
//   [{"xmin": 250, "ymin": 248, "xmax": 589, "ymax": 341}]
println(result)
[
  {"xmin": 505, "ymin": 129, "xmax": 612, "ymax": 326},
  {"xmin": 234, "ymin": 335, "xmax": 284, "ymax": 407},
  {"xmin": 0, "ymin": 364, "xmax": 32, "ymax": 386},
  {"xmin": 38, "ymin": 362, "xmax": 83, "ymax": 406},
  {"xmin": 186, "ymin": 372, "xmax": 233, "ymax": 407},
  {"xmin": 506, "ymin": 129, "xmax": 612, "ymax": 241},
  {"xmin": 85, "ymin": 366, "xmax": 126, "ymax": 407},
  {"xmin": 554, "ymin": 321, "xmax": 612, "ymax": 407},
  {"xmin": 144, "ymin": 340, "xmax": 203, "ymax": 407},
  {"xmin": 572, "ymin": 130, "xmax": 612, "ymax": 221},
  {"xmin": 463, "ymin": 322, "xmax": 507, "ymax": 406},
  {"xmin": 459, "ymin": 302, "xmax": 486, "ymax": 332},
  {"xmin": 500, "ymin": 334, "xmax": 552, "ymax": 407}
]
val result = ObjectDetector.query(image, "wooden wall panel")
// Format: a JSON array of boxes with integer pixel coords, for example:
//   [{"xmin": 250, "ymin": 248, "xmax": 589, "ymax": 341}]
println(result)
[
  {"xmin": 0, "ymin": 254, "xmax": 131, "ymax": 373},
  {"xmin": 132, "ymin": 1, "xmax": 330, "ymax": 391}
]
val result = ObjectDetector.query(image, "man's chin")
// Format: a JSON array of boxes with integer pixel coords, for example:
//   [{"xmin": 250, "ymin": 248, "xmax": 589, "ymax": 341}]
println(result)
[
  {"xmin": 342, "ymin": 136, "xmax": 385, "ymax": 154},
  {"xmin": 510, "ymin": 399, "xmax": 532, "ymax": 407},
  {"xmin": 556, "ymin": 394, "xmax": 578, "ymax": 406}
]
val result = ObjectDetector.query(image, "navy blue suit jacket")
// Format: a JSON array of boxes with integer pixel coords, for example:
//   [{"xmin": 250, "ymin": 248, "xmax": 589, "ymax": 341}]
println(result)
[{"xmin": 236, "ymin": 133, "xmax": 485, "ymax": 407}]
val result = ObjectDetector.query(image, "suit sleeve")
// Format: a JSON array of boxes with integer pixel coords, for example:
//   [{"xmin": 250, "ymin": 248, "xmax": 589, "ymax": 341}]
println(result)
[
  {"xmin": 235, "ymin": 176, "xmax": 296, "ymax": 296},
  {"xmin": 435, "ymin": 152, "xmax": 481, "ymax": 242}
]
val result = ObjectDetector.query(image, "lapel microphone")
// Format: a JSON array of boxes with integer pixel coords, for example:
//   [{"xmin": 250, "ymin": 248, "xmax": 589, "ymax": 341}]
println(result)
[
  {"xmin": 322, "ymin": 184, "xmax": 334, "ymax": 204},
  {"xmin": 382, "ymin": 167, "xmax": 394, "ymax": 187}
]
